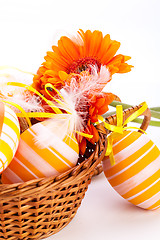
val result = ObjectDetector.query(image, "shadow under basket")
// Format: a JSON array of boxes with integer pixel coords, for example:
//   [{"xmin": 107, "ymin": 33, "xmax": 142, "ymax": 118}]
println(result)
[{"xmin": 0, "ymin": 105, "xmax": 151, "ymax": 240}]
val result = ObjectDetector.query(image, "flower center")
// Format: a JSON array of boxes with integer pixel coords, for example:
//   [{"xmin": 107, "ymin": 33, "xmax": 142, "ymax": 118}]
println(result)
[{"xmin": 67, "ymin": 57, "xmax": 101, "ymax": 74}]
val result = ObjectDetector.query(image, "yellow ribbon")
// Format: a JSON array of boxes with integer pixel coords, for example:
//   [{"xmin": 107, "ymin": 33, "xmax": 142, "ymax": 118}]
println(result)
[
  {"xmin": 6, "ymin": 82, "xmax": 63, "ymax": 115},
  {"xmin": 44, "ymin": 83, "xmax": 70, "ymax": 114},
  {"xmin": 0, "ymin": 66, "xmax": 34, "ymax": 76},
  {"xmin": 0, "ymin": 82, "xmax": 93, "ymax": 139},
  {"xmin": 97, "ymin": 102, "xmax": 148, "ymax": 166},
  {"xmin": 2, "ymin": 99, "xmax": 32, "ymax": 127}
]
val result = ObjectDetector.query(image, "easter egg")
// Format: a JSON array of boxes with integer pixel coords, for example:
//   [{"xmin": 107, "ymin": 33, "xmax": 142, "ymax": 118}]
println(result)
[
  {"xmin": 0, "ymin": 102, "xmax": 20, "ymax": 173},
  {"xmin": 2, "ymin": 120, "xmax": 79, "ymax": 183},
  {"xmin": 103, "ymin": 130, "xmax": 160, "ymax": 210}
]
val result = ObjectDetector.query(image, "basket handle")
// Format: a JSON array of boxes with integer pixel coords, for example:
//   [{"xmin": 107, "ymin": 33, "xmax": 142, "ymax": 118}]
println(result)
[{"xmin": 105, "ymin": 104, "xmax": 151, "ymax": 132}]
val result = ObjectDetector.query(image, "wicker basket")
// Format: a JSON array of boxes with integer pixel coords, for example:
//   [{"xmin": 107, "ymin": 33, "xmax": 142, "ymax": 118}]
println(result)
[{"xmin": 0, "ymin": 104, "xmax": 151, "ymax": 240}]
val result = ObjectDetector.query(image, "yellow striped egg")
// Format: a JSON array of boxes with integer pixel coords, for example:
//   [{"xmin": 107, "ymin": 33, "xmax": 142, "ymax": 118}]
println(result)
[
  {"xmin": 103, "ymin": 131, "xmax": 160, "ymax": 210},
  {"xmin": 0, "ymin": 102, "xmax": 20, "ymax": 173},
  {"xmin": 2, "ymin": 120, "xmax": 79, "ymax": 183}
]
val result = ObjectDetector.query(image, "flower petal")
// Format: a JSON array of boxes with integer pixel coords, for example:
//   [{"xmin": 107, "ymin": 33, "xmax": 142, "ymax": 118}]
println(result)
[
  {"xmin": 90, "ymin": 125, "xmax": 99, "ymax": 144},
  {"xmin": 82, "ymin": 29, "xmax": 92, "ymax": 56},
  {"xmin": 103, "ymin": 92, "xmax": 115, "ymax": 105},
  {"xmin": 61, "ymin": 36, "xmax": 80, "ymax": 61},
  {"xmin": 57, "ymin": 37, "xmax": 74, "ymax": 62},
  {"xmin": 89, "ymin": 30, "xmax": 103, "ymax": 57},
  {"xmin": 44, "ymin": 70, "xmax": 59, "ymax": 78},
  {"xmin": 118, "ymin": 63, "xmax": 133, "ymax": 73},
  {"xmin": 58, "ymin": 71, "xmax": 69, "ymax": 81},
  {"xmin": 89, "ymin": 106, "xmax": 95, "ymax": 116},
  {"xmin": 79, "ymin": 137, "xmax": 87, "ymax": 155},
  {"xmin": 98, "ymin": 104, "xmax": 109, "ymax": 115},
  {"xmin": 102, "ymin": 40, "xmax": 121, "ymax": 64},
  {"xmin": 94, "ymin": 97, "xmax": 105, "ymax": 108},
  {"xmin": 98, "ymin": 34, "xmax": 111, "ymax": 59},
  {"xmin": 46, "ymin": 51, "xmax": 68, "ymax": 69}
]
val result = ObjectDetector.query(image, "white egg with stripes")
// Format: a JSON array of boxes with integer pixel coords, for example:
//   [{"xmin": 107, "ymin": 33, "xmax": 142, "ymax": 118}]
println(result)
[
  {"xmin": 0, "ymin": 102, "xmax": 20, "ymax": 173},
  {"xmin": 103, "ymin": 130, "xmax": 160, "ymax": 210},
  {"xmin": 2, "ymin": 119, "xmax": 79, "ymax": 183}
]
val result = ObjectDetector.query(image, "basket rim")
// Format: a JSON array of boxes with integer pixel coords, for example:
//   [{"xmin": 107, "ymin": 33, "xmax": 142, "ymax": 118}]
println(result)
[
  {"xmin": 0, "ymin": 129, "xmax": 107, "ymax": 199},
  {"xmin": 0, "ymin": 104, "xmax": 151, "ymax": 198}
]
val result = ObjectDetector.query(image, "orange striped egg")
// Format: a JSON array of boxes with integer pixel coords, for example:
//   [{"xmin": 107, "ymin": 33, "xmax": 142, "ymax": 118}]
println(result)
[
  {"xmin": 103, "ymin": 130, "xmax": 160, "ymax": 210},
  {"xmin": 2, "ymin": 120, "xmax": 79, "ymax": 183},
  {"xmin": 0, "ymin": 102, "xmax": 20, "ymax": 173}
]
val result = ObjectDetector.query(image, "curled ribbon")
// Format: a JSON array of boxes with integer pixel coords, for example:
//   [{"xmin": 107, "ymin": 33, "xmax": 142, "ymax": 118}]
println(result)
[
  {"xmin": 0, "ymin": 82, "xmax": 93, "ymax": 139},
  {"xmin": 97, "ymin": 102, "xmax": 148, "ymax": 166},
  {"xmin": 0, "ymin": 66, "xmax": 35, "ymax": 76}
]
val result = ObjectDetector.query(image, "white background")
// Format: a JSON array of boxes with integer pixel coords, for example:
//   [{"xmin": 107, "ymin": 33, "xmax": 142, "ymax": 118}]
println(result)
[{"xmin": 0, "ymin": 0, "xmax": 160, "ymax": 239}]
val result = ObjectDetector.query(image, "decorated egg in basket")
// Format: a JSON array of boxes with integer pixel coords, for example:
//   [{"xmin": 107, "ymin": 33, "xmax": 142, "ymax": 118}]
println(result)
[
  {"xmin": 2, "ymin": 119, "xmax": 79, "ymax": 183},
  {"xmin": 103, "ymin": 130, "xmax": 160, "ymax": 210},
  {"xmin": 0, "ymin": 102, "xmax": 20, "ymax": 173}
]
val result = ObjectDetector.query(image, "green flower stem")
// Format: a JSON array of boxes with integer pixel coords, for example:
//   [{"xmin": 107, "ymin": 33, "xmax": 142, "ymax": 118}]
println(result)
[
  {"xmin": 132, "ymin": 118, "xmax": 160, "ymax": 127},
  {"xmin": 102, "ymin": 101, "xmax": 160, "ymax": 127},
  {"xmin": 109, "ymin": 101, "xmax": 160, "ymax": 120},
  {"xmin": 150, "ymin": 107, "xmax": 160, "ymax": 111},
  {"xmin": 103, "ymin": 111, "xmax": 116, "ymax": 118},
  {"xmin": 149, "ymin": 110, "xmax": 160, "ymax": 120},
  {"xmin": 109, "ymin": 101, "xmax": 132, "ymax": 109}
]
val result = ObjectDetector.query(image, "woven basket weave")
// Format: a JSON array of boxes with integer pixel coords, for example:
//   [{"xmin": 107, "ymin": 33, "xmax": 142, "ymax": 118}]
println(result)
[{"xmin": 0, "ymin": 104, "xmax": 151, "ymax": 240}]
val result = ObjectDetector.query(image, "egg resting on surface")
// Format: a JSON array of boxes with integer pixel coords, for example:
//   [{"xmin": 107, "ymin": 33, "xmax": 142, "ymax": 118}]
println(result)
[{"xmin": 103, "ymin": 130, "xmax": 160, "ymax": 210}]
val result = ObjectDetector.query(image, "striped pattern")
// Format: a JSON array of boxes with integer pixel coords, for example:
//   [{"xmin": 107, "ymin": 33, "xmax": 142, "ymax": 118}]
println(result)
[
  {"xmin": 103, "ymin": 131, "xmax": 160, "ymax": 210},
  {"xmin": 2, "ymin": 121, "xmax": 79, "ymax": 183},
  {"xmin": 0, "ymin": 104, "xmax": 20, "ymax": 173}
]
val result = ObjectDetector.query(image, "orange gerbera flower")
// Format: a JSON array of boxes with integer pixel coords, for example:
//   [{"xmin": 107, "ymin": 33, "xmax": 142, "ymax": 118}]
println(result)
[
  {"xmin": 32, "ymin": 29, "xmax": 133, "ymax": 95},
  {"xmin": 77, "ymin": 92, "xmax": 115, "ymax": 155}
]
